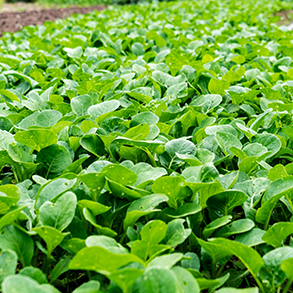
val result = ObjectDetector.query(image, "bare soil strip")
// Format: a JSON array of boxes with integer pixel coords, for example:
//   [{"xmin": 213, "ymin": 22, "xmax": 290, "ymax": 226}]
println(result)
[{"xmin": 0, "ymin": 5, "xmax": 106, "ymax": 36}]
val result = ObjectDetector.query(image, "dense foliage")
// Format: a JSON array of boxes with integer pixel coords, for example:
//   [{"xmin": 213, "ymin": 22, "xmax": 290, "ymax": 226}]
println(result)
[{"xmin": 1, "ymin": 0, "xmax": 293, "ymax": 292}]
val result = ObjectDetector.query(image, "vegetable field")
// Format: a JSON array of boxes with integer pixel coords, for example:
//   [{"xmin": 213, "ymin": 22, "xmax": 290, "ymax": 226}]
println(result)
[{"xmin": 1, "ymin": 0, "xmax": 293, "ymax": 292}]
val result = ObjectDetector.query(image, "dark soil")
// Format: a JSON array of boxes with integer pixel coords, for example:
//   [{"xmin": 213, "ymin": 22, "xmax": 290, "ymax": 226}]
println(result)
[{"xmin": 0, "ymin": 5, "xmax": 106, "ymax": 37}]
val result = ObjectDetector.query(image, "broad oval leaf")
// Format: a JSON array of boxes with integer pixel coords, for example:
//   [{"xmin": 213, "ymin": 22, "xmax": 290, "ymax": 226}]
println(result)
[
  {"xmin": 215, "ymin": 219, "xmax": 254, "ymax": 238},
  {"xmin": 38, "ymin": 191, "xmax": 77, "ymax": 231},
  {"xmin": 211, "ymin": 238, "xmax": 264, "ymax": 278},
  {"xmin": 262, "ymin": 222, "xmax": 293, "ymax": 248},
  {"xmin": 207, "ymin": 190, "xmax": 248, "ymax": 219},
  {"xmin": 124, "ymin": 194, "xmax": 168, "ymax": 230},
  {"xmin": 0, "ymin": 250, "xmax": 17, "ymax": 284},
  {"xmin": 133, "ymin": 268, "xmax": 180, "ymax": 293},
  {"xmin": 69, "ymin": 246, "xmax": 145, "ymax": 273},
  {"xmin": 2, "ymin": 275, "xmax": 60, "ymax": 293},
  {"xmin": 0, "ymin": 225, "xmax": 34, "ymax": 267},
  {"xmin": 14, "ymin": 130, "xmax": 58, "ymax": 152}
]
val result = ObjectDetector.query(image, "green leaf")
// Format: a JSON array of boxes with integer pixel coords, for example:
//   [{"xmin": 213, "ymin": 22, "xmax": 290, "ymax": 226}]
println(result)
[
  {"xmin": 256, "ymin": 177, "xmax": 293, "ymax": 228},
  {"xmin": 281, "ymin": 258, "xmax": 293, "ymax": 279},
  {"xmin": 152, "ymin": 176, "xmax": 192, "ymax": 209},
  {"xmin": 0, "ymin": 250, "xmax": 17, "ymax": 284},
  {"xmin": 50, "ymin": 255, "xmax": 71, "ymax": 283},
  {"xmin": 123, "ymin": 124, "xmax": 150, "ymax": 140},
  {"xmin": 4, "ymin": 70, "xmax": 38, "ymax": 87},
  {"xmin": 33, "ymin": 226, "xmax": 69, "ymax": 257},
  {"xmin": 262, "ymin": 176, "xmax": 293, "ymax": 202},
  {"xmin": 61, "ymin": 238, "xmax": 85, "ymax": 255},
  {"xmin": 124, "ymin": 194, "xmax": 168, "ymax": 230},
  {"xmin": 80, "ymin": 134, "xmax": 105, "ymax": 157},
  {"xmin": 215, "ymin": 132, "xmax": 242, "ymax": 157},
  {"xmin": 165, "ymin": 82, "xmax": 188, "ymax": 97},
  {"xmin": 207, "ymin": 190, "xmax": 248, "ymax": 218},
  {"xmin": 165, "ymin": 139, "xmax": 196, "ymax": 163},
  {"xmin": 172, "ymin": 266, "xmax": 200, "ymax": 293},
  {"xmin": 165, "ymin": 201, "xmax": 201, "ymax": 218},
  {"xmin": 131, "ymin": 220, "xmax": 168, "ymax": 261},
  {"xmin": 71, "ymin": 94, "xmax": 92, "ymax": 117},
  {"xmin": 109, "ymin": 268, "xmax": 144, "ymax": 293},
  {"xmin": 103, "ymin": 164, "xmax": 137, "ymax": 186},
  {"xmin": 14, "ymin": 130, "xmax": 58, "ymax": 152},
  {"xmin": 262, "ymin": 247, "xmax": 293, "ymax": 287},
  {"xmin": 191, "ymin": 94, "xmax": 222, "ymax": 113},
  {"xmin": 196, "ymin": 238, "xmax": 231, "ymax": 265},
  {"xmin": 130, "ymin": 163, "xmax": 167, "ymax": 187},
  {"xmin": 203, "ymin": 216, "xmax": 233, "ymax": 239},
  {"xmin": 2, "ymin": 275, "xmax": 60, "ymax": 293},
  {"xmin": 18, "ymin": 110, "xmax": 62, "ymax": 129},
  {"xmin": 88, "ymin": 100, "xmax": 120, "ymax": 122},
  {"xmin": 0, "ymin": 185, "xmax": 21, "ymax": 214},
  {"xmin": 35, "ymin": 177, "xmax": 77, "ymax": 209},
  {"xmin": 262, "ymin": 222, "xmax": 293, "ymax": 248},
  {"xmin": 64, "ymin": 47, "xmax": 83, "ymax": 58},
  {"xmin": 215, "ymin": 219, "xmax": 254, "ymax": 237},
  {"xmin": 216, "ymin": 288, "xmax": 259, "ymax": 293},
  {"xmin": 131, "ymin": 112, "xmax": 159, "ymax": 127},
  {"xmin": 196, "ymin": 274, "xmax": 230, "ymax": 291},
  {"xmin": 181, "ymin": 252, "xmax": 200, "ymax": 270},
  {"xmin": 78, "ymin": 199, "xmax": 110, "ymax": 216},
  {"xmin": 69, "ymin": 246, "xmax": 144, "ymax": 273},
  {"xmin": 20, "ymin": 267, "xmax": 48, "ymax": 284},
  {"xmin": 162, "ymin": 219, "xmax": 191, "ymax": 248},
  {"xmin": 36, "ymin": 144, "xmax": 73, "ymax": 176},
  {"xmin": 132, "ymin": 43, "xmax": 145, "ymax": 56},
  {"xmin": 82, "ymin": 208, "xmax": 117, "ymax": 237},
  {"xmin": 208, "ymin": 78, "xmax": 229, "ymax": 95},
  {"xmin": 268, "ymin": 164, "xmax": 288, "ymax": 181},
  {"xmin": 86, "ymin": 235, "xmax": 128, "ymax": 254},
  {"xmin": 255, "ymin": 193, "xmax": 284, "ymax": 228},
  {"xmin": 0, "ymin": 206, "xmax": 27, "ymax": 230},
  {"xmin": 72, "ymin": 281, "xmax": 101, "ymax": 293},
  {"xmin": 0, "ymin": 225, "xmax": 34, "ymax": 267},
  {"xmin": 133, "ymin": 268, "xmax": 180, "ymax": 293},
  {"xmin": 235, "ymin": 228, "xmax": 265, "ymax": 247},
  {"xmin": 38, "ymin": 191, "xmax": 77, "ymax": 231},
  {"xmin": 205, "ymin": 125, "xmax": 238, "ymax": 137},
  {"xmin": 211, "ymin": 238, "xmax": 264, "ymax": 282},
  {"xmin": 107, "ymin": 179, "xmax": 144, "ymax": 200},
  {"xmin": 8, "ymin": 143, "xmax": 34, "ymax": 163},
  {"xmin": 0, "ymin": 89, "xmax": 20, "ymax": 102},
  {"xmin": 146, "ymin": 30, "xmax": 166, "ymax": 47},
  {"xmin": 78, "ymin": 173, "xmax": 106, "ymax": 201},
  {"xmin": 187, "ymin": 181, "xmax": 224, "ymax": 208},
  {"xmin": 252, "ymin": 133, "xmax": 281, "ymax": 158},
  {"xmin": 147, "ymin": 253, "xmax": 183, "ymax": 269}
]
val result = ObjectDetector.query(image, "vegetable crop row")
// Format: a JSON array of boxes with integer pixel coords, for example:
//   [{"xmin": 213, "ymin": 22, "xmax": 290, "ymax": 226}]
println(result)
[{"xmin": 1, "ymin": 0, "xmax": 293, "ymax": 292}]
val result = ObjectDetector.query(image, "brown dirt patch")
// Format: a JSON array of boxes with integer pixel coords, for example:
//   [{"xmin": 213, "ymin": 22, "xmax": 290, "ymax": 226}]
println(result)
[
  {"xmin": 275, "ymin": 9, "xmax": 293, "ymax": 25},
  {"xmin": 0, "ymin": 5, "xmax": 107, "ymax": 37}
]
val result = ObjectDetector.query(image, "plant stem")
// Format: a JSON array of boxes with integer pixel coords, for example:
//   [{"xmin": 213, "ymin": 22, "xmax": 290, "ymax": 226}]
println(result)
[
  {"xmin": 43, "ymin": 253, "xmax": 50, "ymax": 276},
  {"xmin": 211, "ymin": 260, "xmax": 216, "ymax": 279},
  {"xmin": 283, "ymin": 278, "xmax": 293, "ymax": 293},
  {"xmin": 253, "ymin": 275, "xmax": 266, "ymax": 293},
  {"xmin": 216, "ymin": 258, "xmax": 230, "ymax": 278},
  {"xmin": 119, "ymin": 231, "xmax": 127, "ymax": 244},
  {"xmin": 168, "ymin": 157, "xmax": 174, "ymax": 170}
]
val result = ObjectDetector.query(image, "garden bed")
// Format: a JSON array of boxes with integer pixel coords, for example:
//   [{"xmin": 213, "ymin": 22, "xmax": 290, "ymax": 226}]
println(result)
[{"xmin": 2, "ymin": 0, "xmax": 293, "ymax": 292}]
